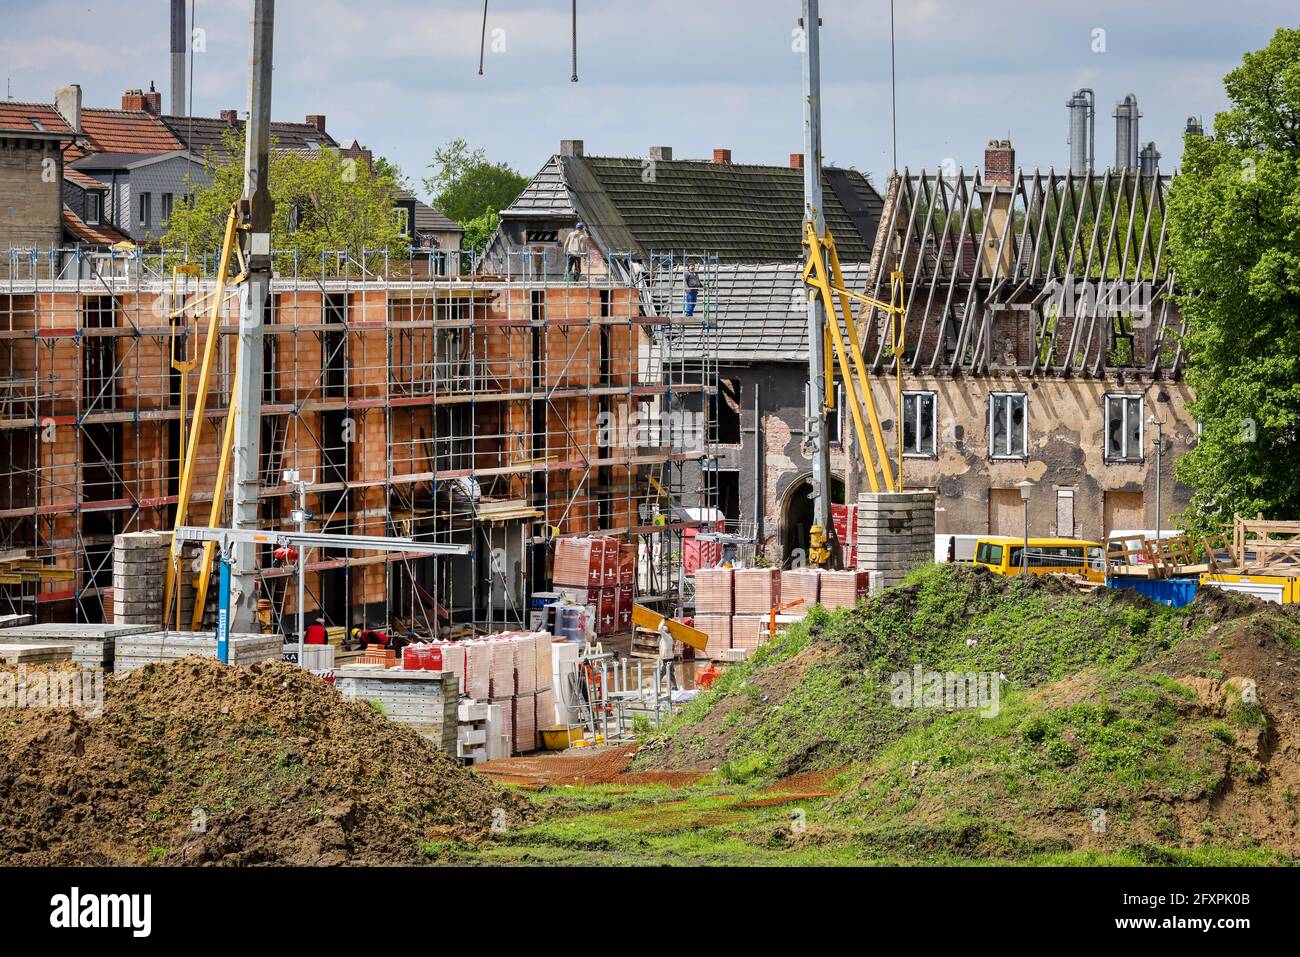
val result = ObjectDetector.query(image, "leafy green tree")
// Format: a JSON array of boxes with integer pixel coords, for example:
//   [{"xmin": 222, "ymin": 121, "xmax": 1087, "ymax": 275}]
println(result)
[
  {"xmin": 422, "ymin": 138, "xmax": 528, "ymax": 226},
  {"xmin": 1166, "ymin": 27, "xmax": 1300, "ymax": 528},
  {"xmin": 460, "ymin": 208, "xmax": 500, "ymax": 255},
  {"xmin": 162, "ymin": 132, "xmax": 406, "ymax": 274}
]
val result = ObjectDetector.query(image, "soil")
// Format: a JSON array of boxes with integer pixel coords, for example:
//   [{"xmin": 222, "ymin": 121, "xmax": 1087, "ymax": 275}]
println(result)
[{"xmin": 0, "ymin": 657, "xmax": 529, "ymax": 866}]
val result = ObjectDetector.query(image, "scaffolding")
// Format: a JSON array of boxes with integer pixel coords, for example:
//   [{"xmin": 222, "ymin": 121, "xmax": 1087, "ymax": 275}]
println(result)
[{"xmin": 0, "ymin": 243, "xmax": 719, "ymax": 638}]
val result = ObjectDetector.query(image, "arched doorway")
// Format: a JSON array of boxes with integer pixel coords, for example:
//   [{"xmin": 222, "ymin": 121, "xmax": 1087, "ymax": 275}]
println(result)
[{"xmin": 780, "ymin": 473, "xmax": 845, "ymax": 566}]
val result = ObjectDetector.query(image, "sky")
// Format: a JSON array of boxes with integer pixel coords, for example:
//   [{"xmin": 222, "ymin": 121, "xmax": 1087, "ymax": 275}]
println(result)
[{"xmin": 1, "ymin": 0, "xmax": 1293, "ymax": 200}]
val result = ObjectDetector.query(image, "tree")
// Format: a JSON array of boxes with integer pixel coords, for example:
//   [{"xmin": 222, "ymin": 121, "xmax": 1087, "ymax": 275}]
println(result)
[
  {"xmin": 1166, "ymin": 27, "xmax": 1300, "ymax": 529},
  {"xmin": 162, "ymin": 132, "xmax": 406, "ymax": 274},
  {"xmin": 422, "ymin": 138, "xmax": 528, "ymax": 228}
]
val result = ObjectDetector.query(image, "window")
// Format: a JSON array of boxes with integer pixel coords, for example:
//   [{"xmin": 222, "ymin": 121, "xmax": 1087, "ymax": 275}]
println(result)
[
  {"xmin": 975, "ymin": 542, "xmax": 1004, "ymax": 566},
  {"xmin": 138, "ymin": 192, "xmax": 151, "ymax": 228},
  {"xmin": 902, "ymin": 390, "xmax": 937, "ymax": 456},
  {"xmin": 717, "ymin": 378, "xmax": 741, "ymax": 445},
  {"xmin": 392, "ymin": 206, "xmax": 410, "ymax": 237},
  {"xmin": 1105, "ymin": 394, "xmax": 1144, "ymax": 461},
  {"xmin": 989, "ymin": 392, "xmax": 1027, "ymax": 458},
  {"xmin": 161, "ymin": 193, "xmax": 174, "ymax": 224},
  {"xmin": 85, "ymin": 191, "xmax": 102, "ymax": 226}
]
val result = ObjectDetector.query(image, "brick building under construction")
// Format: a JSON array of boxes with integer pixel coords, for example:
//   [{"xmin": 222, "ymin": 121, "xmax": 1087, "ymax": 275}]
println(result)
[{"xmin": 0, "ymin": 253, "xmax": 718, "ymax": 633}]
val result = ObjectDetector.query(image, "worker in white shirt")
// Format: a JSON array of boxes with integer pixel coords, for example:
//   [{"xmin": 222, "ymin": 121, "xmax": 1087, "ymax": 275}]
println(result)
[
  {"xmin": 564, "ymin": 222, "xmax": 589, "ymax": 281},
  {"xmin": 656, "ymin": 621, "xmax": 678, "ymax": 692}
]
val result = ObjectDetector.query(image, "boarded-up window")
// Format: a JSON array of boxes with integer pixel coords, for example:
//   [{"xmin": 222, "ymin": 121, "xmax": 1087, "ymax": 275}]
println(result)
[
  {"xmin": 988, "ymin": 487, "xmax": 1024, "ymax": 535},
  {"xmin": 1103, "ymin": 490, "xmax": 1144, "ymax": 535},
  {"xmin": 1055, "ymin": 488, "xmax": 1075, "ymax": 538}
]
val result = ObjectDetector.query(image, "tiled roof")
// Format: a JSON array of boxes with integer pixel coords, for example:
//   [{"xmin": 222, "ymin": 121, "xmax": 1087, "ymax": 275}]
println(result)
[
  {"xmin": 62, "ymin": 206, "xmax": 132, "ymax": 246},
  {"xmin": 667, "ymin": 261, "xmax": 873, "ymax": 362},
  {"xmin": 63, "ymin": 167, "xmax": 106, "ymax": 190},
  {"xmin": 505, "ymin": 155, "xmax": 882, "ymax": 264},
  {"xmin": 394, "ymin": 190, "xmax": 462, "ymax": 234},
  {"xmin": 78, "ymin": 108, "xmax": 181, "ymax": 156},
  {"xmin": 161, "ymin": 115, "xmax": 339, "ymax": 160},
  {"xmin": 0, "ymin": 102, "xmax": 74, "ymax": 136},
  {"xmin": 0, "ymin": 102, "xmax": 180, "ymax": 158}
]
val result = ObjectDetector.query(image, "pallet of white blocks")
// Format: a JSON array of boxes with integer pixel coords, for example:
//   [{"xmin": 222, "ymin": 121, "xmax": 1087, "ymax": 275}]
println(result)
[
  {"xmin": 335, "ymin": 666, "xmax": 460, "ymax": 754},
  {"xmin": 457, "ymin": 700, "xmax": 491, "ymax": 764},
  {"xmin": 0, "ymin": 643, "xmax": 74, "ymax": 665},
  {"xmin": 0, "ymin": 622, "xmax": 156, "ymax": 670},
  {"xmin": 113, "ymin": 631, "xmax": 281, "ymax": 673}
]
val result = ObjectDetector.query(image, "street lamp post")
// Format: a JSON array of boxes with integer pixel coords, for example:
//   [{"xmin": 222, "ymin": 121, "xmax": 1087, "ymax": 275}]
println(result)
[
  {"xmin": 1017, "ymin": 479, "xmax": 1034, "ymax": 575},
  {"xmin": 1148, "ymin": 413, "xmax": 1165, "ymax": 544}
]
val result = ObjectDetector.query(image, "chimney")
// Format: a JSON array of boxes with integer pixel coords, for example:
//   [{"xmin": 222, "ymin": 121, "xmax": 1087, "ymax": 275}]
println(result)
[
  {"xmin": 712, "ymin": 148, "xmax": 732, "ymax": 165},
  {"xmin": 305, "ymin": 114, "xmax": 327, "ymax": 134},
  {"xmin": 54, "ymin": 84, "xmax": 82, "ymax": 133},
  {"xmin": 649, "ymin": 146, "xmax": 672, "ymax": 161},
  {"xmin": 560, "ymin": 138, "xmax": 584, "ymax": 157},
  {"xmin": 789, "ymin": 152, "xmax": 803, "ymax": 169},
  {"xmin": 122, "ymin": 86, "xmax": 162, "ymax": 115},
  {"xmin": 219, "ymin": 109, "xmax": 240, "ymax": 124},
  {"xmin": 983, "ymin": 139, "xmax": 1015, "ymax": 187}
]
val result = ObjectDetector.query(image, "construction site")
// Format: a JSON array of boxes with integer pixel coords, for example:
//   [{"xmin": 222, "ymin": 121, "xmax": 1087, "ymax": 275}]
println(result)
[{"xmin": 0, "ymin": 2, "xmax": 1298, "ymax": 912}]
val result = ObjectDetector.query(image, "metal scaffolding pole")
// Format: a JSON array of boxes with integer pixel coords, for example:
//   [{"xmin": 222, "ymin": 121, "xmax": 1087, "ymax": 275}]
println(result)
[
  {"xmin": 231, "ymin": 0, "xmax": 274, "ymax": 630},
  {"xmin": 801, "ymin": 0, "xmax": 832, "ymax": 543}
]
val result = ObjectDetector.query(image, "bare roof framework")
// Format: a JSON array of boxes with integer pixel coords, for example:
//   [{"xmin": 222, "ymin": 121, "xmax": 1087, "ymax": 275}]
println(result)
[{"xmin": 861, "ymin": 168, "xmax": 1182, "ymax": 378}]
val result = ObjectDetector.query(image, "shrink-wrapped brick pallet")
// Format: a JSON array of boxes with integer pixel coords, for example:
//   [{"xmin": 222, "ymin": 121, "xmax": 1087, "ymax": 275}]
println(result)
[
  {"xmin": 534, "ymin": 634, "xmax": 554, "ymax": 692},
  {"xmin": 554, "ymin": 536, "xmax": 602, "ymax": 588},
  {"xmin": 731, "ymin": 615, "xmax": 769, "ymax": 652},
  {"xmin": 463, "ymin": 641, "xmax": 491, "ymax": 700},
  {"xmin": 694, "ymin": 567, "xmax": 734, "ymax": 614},
  {"xmin": 819, "ymin": 570, "xmax": 870, "ymax": 609},
  {"xmin": 488, "ymin": 638, "xmax": 516, "ymax": 698},
  {"xmin": 780, "ymin": 569, "xmax": 820, "ymax": 617},
  {"xmin": 734, "ymin": 567, "xmax": 781, "ymax": 614},
  {"xmin": 438, "ymin": 642, "xmax": 466, "ymax": 691},
  {"xmin": 695, "ymin": 614, "xmax": 732, "ymax": 659},
  {"xmin": 536, "ymin": 688, "xmax": 557, "ymax": 733},
  {"xmin": 513, "ymin": 692, "xmax": 537, "ymax": 753},
  {"xmin": 511, "ymin": 633, "xmax": 537, "ymax": 694}
]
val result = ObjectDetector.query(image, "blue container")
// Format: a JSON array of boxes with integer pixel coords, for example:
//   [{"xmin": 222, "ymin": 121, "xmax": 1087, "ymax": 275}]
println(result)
[{"xmin": 1106, "ymin": 577, "xmax": 1198, "ymax": 608}]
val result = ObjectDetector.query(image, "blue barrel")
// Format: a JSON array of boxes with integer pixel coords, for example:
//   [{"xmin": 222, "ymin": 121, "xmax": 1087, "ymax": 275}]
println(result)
[{"xmin": 1106, "ymin": 577, "xmax": 1198, "ymax": 608}]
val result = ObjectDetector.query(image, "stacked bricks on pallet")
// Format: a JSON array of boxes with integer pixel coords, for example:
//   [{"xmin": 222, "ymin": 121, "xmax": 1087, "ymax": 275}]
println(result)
[
  {"xmin": 734, "ymin": 567, "xmax": 781, "ymax": 615},
  {"xmin": 694, "ymin": 567, "xmax": 734, "ymax": 614},
  {"xmin": 113, "ymin": 631, "xmax": 281, "ymax": 672},
  {"xmin": 818, "ymin": 570, "xmax": 871, "ymax": 609},
  {"xmin": 731, "ymin": 615, "xmax": 768, "ymax": 652},
  {"xmin": 855, "ymin": 491, "xmax": 936, "ymax": 590},
  {"xmin": 335, "ymin": 666, "xmax": 460, "ymax": 754},
  {"xmin": 695, "ymin": 614, "xmax": 732, "ymax": 659},
  {"xmin": 0, "ymin": 622, "xmax": 155, "ymax": 670},
  {"xmin": 780, "ymin": 569, "xmax": 820, "ymax": 617}
]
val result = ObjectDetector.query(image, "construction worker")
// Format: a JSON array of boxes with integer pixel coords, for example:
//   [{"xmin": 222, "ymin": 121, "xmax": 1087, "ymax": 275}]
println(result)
[
  {"xmin": 656, "ymin": 621, "xmax": 678, "ymax": 693},
  {"xmin": 304, "ymin": 617, "xmax": 328, "ymax": 645},
  {"xmin": 684, "ymin": 260, "xmax": 701, "ymax": 316},
  {"xmin": 564, "ymin": 222, "xmax": 589, "ymax": 281}
]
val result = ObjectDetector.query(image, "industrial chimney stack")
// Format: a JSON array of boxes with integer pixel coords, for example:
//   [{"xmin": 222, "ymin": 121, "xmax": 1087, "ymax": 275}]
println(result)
[
  {"xmin": 1113, "ymin": 94, "xmax": 1140, "ymax": 171},
  {"xmin": 170, "ymin": 0, "xmax": 186, "ymax": 116},
  {"xmin": 1066, "ymin": 88, "xmax": 1095, "ymax": 173}
]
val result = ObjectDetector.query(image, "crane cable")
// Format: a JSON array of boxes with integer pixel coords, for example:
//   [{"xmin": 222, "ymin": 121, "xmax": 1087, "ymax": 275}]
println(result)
[{"xmin": 478, "ymin": 0, "xmax": 488, "ymax": 75}]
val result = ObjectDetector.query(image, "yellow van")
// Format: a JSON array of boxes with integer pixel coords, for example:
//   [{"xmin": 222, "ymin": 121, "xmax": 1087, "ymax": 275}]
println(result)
[{"xmin": 972, "ymin": 537, "xmax": 1106, "ymax": 583}]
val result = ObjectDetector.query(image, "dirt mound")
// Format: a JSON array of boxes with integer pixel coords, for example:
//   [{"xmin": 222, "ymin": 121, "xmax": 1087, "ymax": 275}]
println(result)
[{"xmin": 0, "ymin": 657, "xmax": 529, "ymax": 865}]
